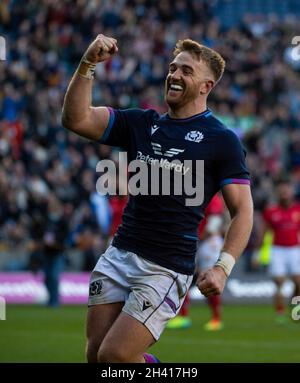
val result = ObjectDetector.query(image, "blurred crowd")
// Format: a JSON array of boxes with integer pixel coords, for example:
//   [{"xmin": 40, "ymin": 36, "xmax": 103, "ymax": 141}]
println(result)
[{"xmin": 1, "ymin": 0, "xmax": 300, "ymax": 272}]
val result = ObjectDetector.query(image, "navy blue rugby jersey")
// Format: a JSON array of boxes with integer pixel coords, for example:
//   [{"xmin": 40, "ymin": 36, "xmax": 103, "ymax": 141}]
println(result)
[{"xmin": 99, "ymin": 107, "xmax": 250, "ymax": 275}]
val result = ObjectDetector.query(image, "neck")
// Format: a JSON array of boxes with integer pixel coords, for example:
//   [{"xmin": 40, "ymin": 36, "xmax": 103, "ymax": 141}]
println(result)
[{"xmin": 168, "ymin": 100, "xmax": 207, "ymax": 119}]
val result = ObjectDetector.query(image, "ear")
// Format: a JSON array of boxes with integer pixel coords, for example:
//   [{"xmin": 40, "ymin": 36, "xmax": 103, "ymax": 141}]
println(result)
[{"xmin": 200, "ymin": 80, "xmax": 215, "ymax": 95}]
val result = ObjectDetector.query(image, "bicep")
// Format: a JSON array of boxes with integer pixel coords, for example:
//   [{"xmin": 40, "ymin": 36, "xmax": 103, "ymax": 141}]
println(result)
[
  {"xmin": 92, "ymin": 106, "xmax": 110, "ymax": 133},
  {"xmin": 83, "ymin": 106, "xmax": 110, "ymax": 141},
  {"xmin": 65, "ymin": 106, "xmax": 110, "ymax": 141},
  {"xmin": 221, "ymin": 184, "xmax": 253, "ymax": 218}
]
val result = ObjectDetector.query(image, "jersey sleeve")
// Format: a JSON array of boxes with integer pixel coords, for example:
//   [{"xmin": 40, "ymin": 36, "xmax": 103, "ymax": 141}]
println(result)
[
  {"xmin": 216, "ymin": 129, "xmax": 251, "ymax": 188},
  {"xmin": 98, "ymin": 107, "xmax": 146, "ymax": 150}
]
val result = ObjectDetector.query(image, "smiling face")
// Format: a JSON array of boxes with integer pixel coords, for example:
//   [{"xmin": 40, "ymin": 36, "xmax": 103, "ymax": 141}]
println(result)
[
  {"xmin": 277, "ymin": 182, "xmax": 294, "ymax": 206},
  {"xmin": 164, "ymin": 51, "xmax": 215, "ymax": 110}
]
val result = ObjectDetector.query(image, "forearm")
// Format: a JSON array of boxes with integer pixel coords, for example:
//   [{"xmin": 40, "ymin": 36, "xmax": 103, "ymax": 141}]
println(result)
[
  {"xmin": 62, "ymin": 69, "xmax": 93, "ymax": 130},
  {"xmin": 221, "ymin": 209, "xmax": 253, "ymax": 261}
]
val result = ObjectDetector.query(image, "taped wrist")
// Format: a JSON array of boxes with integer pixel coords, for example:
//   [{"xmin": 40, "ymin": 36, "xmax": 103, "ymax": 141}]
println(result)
[
  {"xmin": 215, "ymin": 251, "xmax": 236, "ymax": 277},
  {"xmin": 77, "ymin": 56, "xmax": 96, "ymax": 80}
]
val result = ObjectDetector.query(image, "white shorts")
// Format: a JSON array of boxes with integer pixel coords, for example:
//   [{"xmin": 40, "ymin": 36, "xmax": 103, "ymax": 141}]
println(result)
[
  {"xmin": 88, "ymin": 245, "xmax": 193, "ymax": 340},
  {"xmin": 269, "ymin": 245, "xmax": 300, "ymax": 277}
]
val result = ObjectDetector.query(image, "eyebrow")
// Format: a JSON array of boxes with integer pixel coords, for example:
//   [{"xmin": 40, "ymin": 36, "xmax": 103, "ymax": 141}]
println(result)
[{"xmin": 169, "ymin": 63, "xmax": 194, "ymax": 72}]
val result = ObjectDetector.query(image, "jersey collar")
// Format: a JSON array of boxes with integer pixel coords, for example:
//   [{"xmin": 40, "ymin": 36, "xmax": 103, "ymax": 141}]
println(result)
[{"xmin": 162, "ymin": 109, "xmax": 212, "ymax": 122}]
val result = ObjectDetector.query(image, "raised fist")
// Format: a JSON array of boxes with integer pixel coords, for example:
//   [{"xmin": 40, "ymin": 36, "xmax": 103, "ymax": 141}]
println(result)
[
  {"xmin": 84, "ymin": 34, "xmax": 118, "ymax": 63},
  {"xmin": 196, "ymin": 266, "xmax": 227, "ymax": 297}
]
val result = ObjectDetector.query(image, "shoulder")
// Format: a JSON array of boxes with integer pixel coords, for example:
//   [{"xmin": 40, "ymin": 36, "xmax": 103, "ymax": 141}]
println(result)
[
  {"xmin": 207, "ymin": 115, "xmax": 242, "ymax": 143},
  {"xmin": 213, "ymin": 125, "xmax": 245, "ymax": 159},
  {"xmin": 206, "ymin": 114, "xmax": 228, "ymax": 131},
  {"xmin": 218, "ymin": 126, "xmax": 241, "ymax": 143},
  {"xmin": 113, "ymin": 107, "xmax": 159, "ymax": 121}
]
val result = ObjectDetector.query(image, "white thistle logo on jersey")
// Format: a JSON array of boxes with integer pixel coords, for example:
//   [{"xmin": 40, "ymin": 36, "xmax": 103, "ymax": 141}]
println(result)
[
  {"xmin": 185, "ymin": 131, "xmax": 204, "ymax": 143},
  {"xmin": 151, "ymin": 124, "xmax": 160, "ymax": 135},
  {"xmin": 151, "ymin": 142, "xmax": 185, "ymax": 157}
]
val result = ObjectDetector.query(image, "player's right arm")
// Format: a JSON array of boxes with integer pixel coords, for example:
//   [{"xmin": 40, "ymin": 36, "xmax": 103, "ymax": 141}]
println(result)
[{"xmin": 62, "ymin": 35, "xmax": 118, "ymax": 141}]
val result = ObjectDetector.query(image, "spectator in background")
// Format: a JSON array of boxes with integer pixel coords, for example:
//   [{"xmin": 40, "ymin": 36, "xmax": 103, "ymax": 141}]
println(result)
[
  {"xmin": 27, "ymin": 191, "xmax": 48, "ymax": 273},
  {"xmin": 43, "ymin": 194, "xmax": 68, "ymax": 307},
  {"xmin": 72, "ymin": 202, "xmax": 103, "ymax": 271}
]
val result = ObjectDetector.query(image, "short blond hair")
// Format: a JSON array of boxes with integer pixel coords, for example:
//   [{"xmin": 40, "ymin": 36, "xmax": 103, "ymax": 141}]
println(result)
[{"xmin": 173, "ymin": 39, "xmax": 225, "ymax": 83}]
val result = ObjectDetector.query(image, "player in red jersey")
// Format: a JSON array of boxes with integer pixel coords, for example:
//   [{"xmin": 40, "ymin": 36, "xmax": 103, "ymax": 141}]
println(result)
[
  {"xmin": 261, "ymin": 179, "xmax": 300, "ymax": 323},
  {"xmin": 196, "ymin": 214, "xmax": 225, "ymax": 330}
]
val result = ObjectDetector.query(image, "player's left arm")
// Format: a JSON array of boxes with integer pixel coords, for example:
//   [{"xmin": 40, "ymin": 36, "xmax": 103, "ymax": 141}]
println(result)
[
  {"xmin": 220, "ymin": 183, "xmax": 253, "ymax": 260},
  {"xmin": 197, "ymin": 184, "xmax": 253, "ymax": 297}
]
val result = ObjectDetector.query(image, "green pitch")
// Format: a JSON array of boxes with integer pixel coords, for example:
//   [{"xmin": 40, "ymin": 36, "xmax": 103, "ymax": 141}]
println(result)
[{"xmin": 0, "ymin": 304, "xmax": 299, "ymax": 362}]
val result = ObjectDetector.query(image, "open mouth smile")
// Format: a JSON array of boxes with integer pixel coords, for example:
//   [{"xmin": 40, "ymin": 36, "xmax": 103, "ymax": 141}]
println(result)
[{"xmin": 167, "ymin": 83, "xmax": 185, "ymax": 94}]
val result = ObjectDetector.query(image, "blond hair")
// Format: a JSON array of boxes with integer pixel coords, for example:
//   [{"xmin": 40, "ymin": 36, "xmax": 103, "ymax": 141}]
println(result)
[{"xmin": 173, "ymin": 39, "xmax": 225, "ymax": 83}]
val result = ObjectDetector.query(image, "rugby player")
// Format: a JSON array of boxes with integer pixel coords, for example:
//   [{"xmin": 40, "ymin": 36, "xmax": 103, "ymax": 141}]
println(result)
[
  {"xmin": 62, "ymin": 34, "xmax": 253, "ymax": 363},
  {"xmin": 196, "ymin": 214, "xmax": 225, "ymax": 331},
  {"xmin": 260, "ymin": 179, "xmax": 300, "ymax": 323}
]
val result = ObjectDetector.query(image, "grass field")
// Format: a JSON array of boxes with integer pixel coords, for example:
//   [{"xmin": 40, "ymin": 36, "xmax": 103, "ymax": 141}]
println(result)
[{"xmin": 0, "ymin": 304, "xmax": 299, "ymax": 363}]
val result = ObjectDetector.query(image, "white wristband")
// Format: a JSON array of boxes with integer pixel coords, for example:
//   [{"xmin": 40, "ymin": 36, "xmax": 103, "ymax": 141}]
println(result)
[
  {"xmin": 215, "ymin": 251, "xmax": 236, "ymax": 277},
  {"xmin": 77, "ymin": 56, "xmax": 96, "ymax": 80}
]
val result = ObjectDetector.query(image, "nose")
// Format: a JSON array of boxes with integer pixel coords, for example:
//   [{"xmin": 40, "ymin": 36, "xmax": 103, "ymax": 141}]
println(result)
[{"xmin": 170, "ymin": 68, "xmax": 181, "ymax": 81}]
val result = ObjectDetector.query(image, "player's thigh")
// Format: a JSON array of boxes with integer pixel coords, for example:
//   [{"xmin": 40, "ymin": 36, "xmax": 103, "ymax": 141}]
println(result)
[
  {"xmin": 269, "ymin": 246, "xmax": 287, "ymax": 279},
  {"xmin": 98, "ymin": 311, "xmax": 155, "ymax": 362},
  {"xmin": 86, "ymin": 270, "xmax": 128, "ymax": 359},
  {"xmin": 87, "ymin": 247, "xmax": 131, "ymax": 347},
  {"xmin": 291, "ymin": 275, "xmax": 300, "ymax": 286},
  {"xmin": 86, "ymin": 302, "xmax": 124, "ymax": 342},
  {"xmin": 86, "ymin": 302, "xmax": 124, "ymax": 362},
  {"xmin": 288, "ymin": 248, "xmax": 300, "ymax": 279},
  {"xmin": 272, "ymin": 276, "xmax": 286, "ymax": 288}
]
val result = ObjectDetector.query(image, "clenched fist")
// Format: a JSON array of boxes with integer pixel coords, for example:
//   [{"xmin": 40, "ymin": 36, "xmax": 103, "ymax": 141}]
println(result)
[
  {"xmin": 196, "ymin": 266, "xmax": 227, "ymax": 297},
  {"xmin": 84, "ymin": 34, "xmax": 118, "ymax": 63}
]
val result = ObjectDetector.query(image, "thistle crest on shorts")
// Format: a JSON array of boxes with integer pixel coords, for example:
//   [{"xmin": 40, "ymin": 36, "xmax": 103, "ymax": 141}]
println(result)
[{"xmin": 89, "ymin": 279, "xmax": 103, "ymax": 296}]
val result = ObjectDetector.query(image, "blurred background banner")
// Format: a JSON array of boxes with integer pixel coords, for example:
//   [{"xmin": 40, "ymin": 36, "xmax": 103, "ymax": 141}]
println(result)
[
  {"xmin": 0, "ymin": 272, "xmax": 89, "ymax": 304},
  {"xmin": 0, "ymin": 271, "xmax": 294, "ymax": 304}
]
